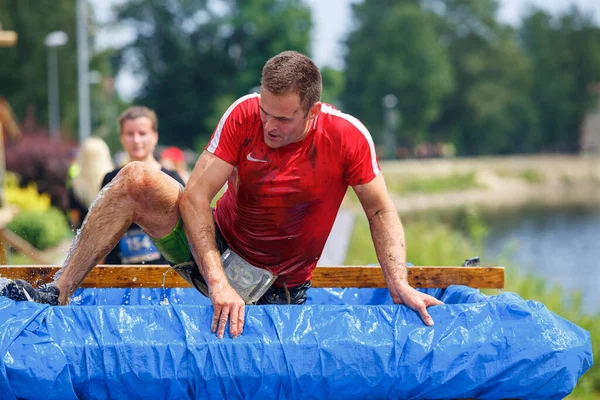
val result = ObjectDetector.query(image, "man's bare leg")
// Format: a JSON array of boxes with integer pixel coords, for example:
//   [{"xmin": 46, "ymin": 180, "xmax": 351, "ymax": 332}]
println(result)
[{"xmin": 54, "ymin": 162, "xmax": 183, "ymax": 304}]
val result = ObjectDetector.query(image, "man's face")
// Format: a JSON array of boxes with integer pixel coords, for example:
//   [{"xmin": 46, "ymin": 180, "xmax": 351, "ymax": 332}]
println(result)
[
  {"xmin": 120, "ymin": 117, "xmax": 158, "ymax": 161},
  {"xmin": 259, "ymin": 87, "xmax": 313, "ymax": 149}
]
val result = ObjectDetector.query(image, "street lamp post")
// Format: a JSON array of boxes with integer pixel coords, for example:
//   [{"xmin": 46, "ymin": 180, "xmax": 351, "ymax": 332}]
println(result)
[
  {"xmin": 77, "ymin": 0, "xmax": 91, "ymax": 143},
  {"xmin": 44, "ymin": 31, "xmax": 68, "ymax": 141},
  {"xmin": 382, "ymin": 94, "xmax": 400, "ymax": 160}
]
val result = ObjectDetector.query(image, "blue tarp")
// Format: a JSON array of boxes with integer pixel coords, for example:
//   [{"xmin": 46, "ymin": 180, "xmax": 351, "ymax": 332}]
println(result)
[{"xmin": 0, "ymin": 286, "xmax": 593, "ymax": 399}]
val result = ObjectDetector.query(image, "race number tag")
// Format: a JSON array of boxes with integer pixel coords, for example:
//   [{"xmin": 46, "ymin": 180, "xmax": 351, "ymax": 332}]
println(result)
[
  {"xmin": 118, "ymin": 229, "xmax": 161, "ymax": 264},
  {"xmin": 221, "ymin": 249, "xmax": 277, "ymax": 303},
  {"xmin": 172, "ymin": 249, "xmax": 276, "ymax": 304}
]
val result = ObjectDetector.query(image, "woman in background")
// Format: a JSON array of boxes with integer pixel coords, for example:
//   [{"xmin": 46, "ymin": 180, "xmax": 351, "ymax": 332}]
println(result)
[
  {"xmin": 102, "ymin": 106, "xmax": 184, "ymax": 265},
  {"xmin": 68, "ymin": 137, "xmax": 114, "ymax": 230}
]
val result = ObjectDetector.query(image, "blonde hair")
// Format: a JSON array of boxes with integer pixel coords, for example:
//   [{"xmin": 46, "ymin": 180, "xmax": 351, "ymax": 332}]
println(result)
[{"xmin": 71, "ymin": 137, "xmax": 114, "ymax": 208}]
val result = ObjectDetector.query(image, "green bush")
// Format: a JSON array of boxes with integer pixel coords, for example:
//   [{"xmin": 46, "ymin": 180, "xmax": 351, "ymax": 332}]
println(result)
[
  {"xmin": 4, "ymin": 172, "xmax": 52, "ymax": 211},
  {"xmin": 345, "ymin": 209, "xmax": 485, "ymax": 266},
  {"xmin": 8, "ymin": 207, "xmax": 72, "ymax": 250}
]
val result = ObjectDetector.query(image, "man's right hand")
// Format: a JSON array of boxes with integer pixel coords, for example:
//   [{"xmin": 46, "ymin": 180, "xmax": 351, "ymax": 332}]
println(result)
[{"xmin": 210, "ymin": 282, "xmax": 245, "ymax": 338}]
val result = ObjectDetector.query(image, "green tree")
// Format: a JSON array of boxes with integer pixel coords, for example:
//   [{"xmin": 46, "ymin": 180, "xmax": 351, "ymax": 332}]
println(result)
[
  {"xmin": 520, "ymin": 8, "xmax": 600, "ymax": 152},
  {"xmin": 88, "ymin": 49, "xmax": 128, "ymax": 153},
  {"xmin": 343, "ymin": 0, "xmax": 454, "ymax": 147},
  {"xmin": 321, "ymin": 66, "xmax": 344, "ymax": 107},
  {"xmin": 0, "ymin": 0, "xmax": 79, "ymax": 138},
  {"xmin": 429, "ymin": 0, "xmax": 540, "ymax": 155},
  {"xmin": 113, "ymin": 0, "xmax": 312, "ymax": 151}
]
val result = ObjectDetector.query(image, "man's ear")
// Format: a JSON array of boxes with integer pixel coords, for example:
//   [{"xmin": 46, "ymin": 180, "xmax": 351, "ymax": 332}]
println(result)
[{"xmin": 308, "ymin": 103, "xmax": 319, "ymax": 119}]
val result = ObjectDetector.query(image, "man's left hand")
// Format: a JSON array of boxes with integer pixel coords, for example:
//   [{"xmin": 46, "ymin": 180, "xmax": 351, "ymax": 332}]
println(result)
[{"xmin": 391, "ymin": 281, "xmax": 443, "ymax": 326}]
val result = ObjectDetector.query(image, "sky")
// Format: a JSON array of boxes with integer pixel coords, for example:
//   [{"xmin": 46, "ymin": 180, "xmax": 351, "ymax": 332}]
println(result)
[{"xmin": 91, "ymin": 0, "xmax": 600, "ymax": 100}]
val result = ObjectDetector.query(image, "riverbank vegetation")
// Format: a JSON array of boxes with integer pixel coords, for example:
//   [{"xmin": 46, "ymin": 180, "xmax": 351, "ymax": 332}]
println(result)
[
  {"xmin": 344, "ymin": 209, "xmax": 598, "ymax": 398},
  {"xmin": 384, "ymin": 171, "xmax": 481, "ymax": 195}
]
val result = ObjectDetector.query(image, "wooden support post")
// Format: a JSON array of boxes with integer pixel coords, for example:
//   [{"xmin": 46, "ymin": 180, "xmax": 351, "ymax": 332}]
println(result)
[
  {"xmin": 0, "ymin": 234, "xmax": 7, "ymax": 265},
  {"xmin": 0, "ymin": 30, "xmax": 21, "ymax": 260},
  {"xmin": 0, "ymin": 206, "xmax": 20, "ymax": 265},
  {"xmin": 0, "ymin": 265, "xmax": 505, "ymax": 289}
]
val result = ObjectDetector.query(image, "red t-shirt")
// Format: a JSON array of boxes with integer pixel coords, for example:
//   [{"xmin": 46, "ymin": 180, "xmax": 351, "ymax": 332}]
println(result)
[{"xmin": 206, "ymin": 93, "xmax": 380, "ymax": 286}]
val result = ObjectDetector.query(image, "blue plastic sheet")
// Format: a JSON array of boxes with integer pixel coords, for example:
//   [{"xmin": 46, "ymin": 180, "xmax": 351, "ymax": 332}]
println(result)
[{"xmin": 0, "ymin": 286, "xmax": 593, "ymax": 399}]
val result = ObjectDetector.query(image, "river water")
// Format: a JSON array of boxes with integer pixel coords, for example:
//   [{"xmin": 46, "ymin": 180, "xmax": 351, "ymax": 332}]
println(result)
[{"xmin": 483, "ymin": 205, "xmax": 600, "ymax": 314}]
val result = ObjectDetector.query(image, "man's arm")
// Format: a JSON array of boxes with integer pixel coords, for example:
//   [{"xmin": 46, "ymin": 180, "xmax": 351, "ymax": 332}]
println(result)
[
  {"xmin": 353, "ymin": 173, "xmax": 443, "ymax": 326},
  {"xmin": 180, "ymin": 151, "xmax": 245, "ymax": 338}
]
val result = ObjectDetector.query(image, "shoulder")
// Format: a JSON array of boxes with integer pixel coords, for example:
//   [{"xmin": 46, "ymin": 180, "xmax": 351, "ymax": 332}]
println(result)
[
  {"xmin": 207, "ymin": 93, "xmax": 261, "ymax": 154},
  {"xmin": 160, "ymin": 167, "xmax": 185, "ymax": 185},
  {"xmin": 221, "ymin": 93, "xmax": 260, "ymax": 122},
  {"xmin": 318, "ymin": 103, "xmax": 373, "ymax": 143}
]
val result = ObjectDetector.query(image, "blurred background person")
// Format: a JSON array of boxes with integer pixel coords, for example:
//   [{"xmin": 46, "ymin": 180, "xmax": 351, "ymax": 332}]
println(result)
[
  {"xmin": 160, "ymin": 146, "xmax": 190, "ymax": 184},
  {"xmin": 101, "ymin": 106, "xmax": 185, "ymax": 265},
  {"xmin": 67, "ymin": 137, "xmax": 114, "ymax": 230}
]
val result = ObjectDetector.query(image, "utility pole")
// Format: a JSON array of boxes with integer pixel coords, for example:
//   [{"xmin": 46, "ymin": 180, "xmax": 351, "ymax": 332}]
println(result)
[
  {"xmin": 382, "ymin": 94, "xmax": 400, "ymax": 160},
  {"xmin": 77, "ymin": 0, "xmax": 91, "ymax": 143},
  {"xmin": 44, "ymin": 31, "xmax": 68, "ymax": 141}
]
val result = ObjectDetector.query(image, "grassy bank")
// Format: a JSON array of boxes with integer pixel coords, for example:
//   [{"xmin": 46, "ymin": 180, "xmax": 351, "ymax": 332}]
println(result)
[
  {"xmin": 373, "ymin": 155, "xmax": 600, "ymax": 214},
  {"xmin": 344, "ymin": 211, "xmax": 598, "ymax": 398}
]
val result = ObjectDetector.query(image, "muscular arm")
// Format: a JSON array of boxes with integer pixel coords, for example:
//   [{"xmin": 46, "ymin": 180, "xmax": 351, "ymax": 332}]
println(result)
[
  {"xmin": 353, "ymin": 174, "xmax": 442, "ymax": 325},
  {"xmin": 180, "ymin": 151, "xmax": 245, "ymax": 338}
]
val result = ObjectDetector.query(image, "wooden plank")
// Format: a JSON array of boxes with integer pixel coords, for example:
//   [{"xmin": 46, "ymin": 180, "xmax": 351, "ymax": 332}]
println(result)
[
  {"xmin": 315, "ymin": 266, "xmax": 504, "ymax": 289},
  {"xmin": 0, "ymin": 265, "xmax": 504, "ymax": 289}
]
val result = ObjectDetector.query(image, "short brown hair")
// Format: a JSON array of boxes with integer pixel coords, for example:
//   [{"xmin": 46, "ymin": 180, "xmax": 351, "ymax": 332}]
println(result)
[
  {"xmin": 261, "ymin": 51, "xmax": 322, "ymax": 112},
  {"xmin": 118, "ymin": 106, "xmax": 158, "ymax": 133}
]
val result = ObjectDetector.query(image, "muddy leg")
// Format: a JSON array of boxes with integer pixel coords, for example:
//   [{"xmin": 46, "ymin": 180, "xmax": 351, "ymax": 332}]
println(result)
[{"xmin": 55, "ymin": 162, "xmax": 182, "ymax": 303}]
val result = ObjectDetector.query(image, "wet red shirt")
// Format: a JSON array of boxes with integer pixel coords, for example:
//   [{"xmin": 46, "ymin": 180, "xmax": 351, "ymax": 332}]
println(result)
[{"xmin": 206, "ymin": 94, "xmax": 380, "ymax": 286}]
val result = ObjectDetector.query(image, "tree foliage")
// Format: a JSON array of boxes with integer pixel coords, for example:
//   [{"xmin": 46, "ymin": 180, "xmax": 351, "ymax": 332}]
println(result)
[
  {"xmin": 430, "ymin": 0, "xmax": 540, "ymax": 155},
  {"xmin": 341, "ymin": 0, "xmax": 600, "ymax": 156},
  {"xmin": 0, "ymin": 0, "xmax": 79, "ymax": 137},
  {"xmin": 343, "ymin": 0, "xmax": 454, "ymax": 146},
  {"xmin": 520, "ymin": 8, "xmax": 600, "ymax": 152},
  {"xmin": 113, "ymin": 0, "xmax": 312, "ymax": 150},
  {"xmin": 5, "ymin": 132, "xmax": 76, "ymax": 210},
  {"xmin": 0, "ymin": 1, "xmax": 120, "ymax": 143},
  {"xmin": 3, "ymin": 1, "xmax": 600, "ymax": 157}
]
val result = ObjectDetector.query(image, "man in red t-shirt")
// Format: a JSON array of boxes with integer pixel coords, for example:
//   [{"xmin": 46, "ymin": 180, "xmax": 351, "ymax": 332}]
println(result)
[{"xmin": 2, "ymin": 51, "xmax": 442, "ymax": 339}]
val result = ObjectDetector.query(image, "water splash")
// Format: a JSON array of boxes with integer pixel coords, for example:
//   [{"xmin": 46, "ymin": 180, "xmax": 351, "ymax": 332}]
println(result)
[
  {"xmin": 159, "ymin": 296, "xmax": 170, "ymax": 306},
  {"xmin": 55, "ymin": 180, "xmax": 116, "ymax": 283},
  {"xmin": 160, "ymin": 265, "xmax": 177, "ymax": 306},
  {"xmin": 0, "ymin": 277, "xmax": 12, "ymax": 291}
]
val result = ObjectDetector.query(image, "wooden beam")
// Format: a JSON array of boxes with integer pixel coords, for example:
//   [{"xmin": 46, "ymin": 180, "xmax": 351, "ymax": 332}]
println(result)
[
  {"xmin": 0, "ymin": 31, "xmax": 17, "ymax": 47},
  {"xmin": 0, "ymin": 265, "xmax": 504, "ymax": 289},
  {"xmin": 0, "ymin": 230, "xmax": 52, "ymax": 265}
]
